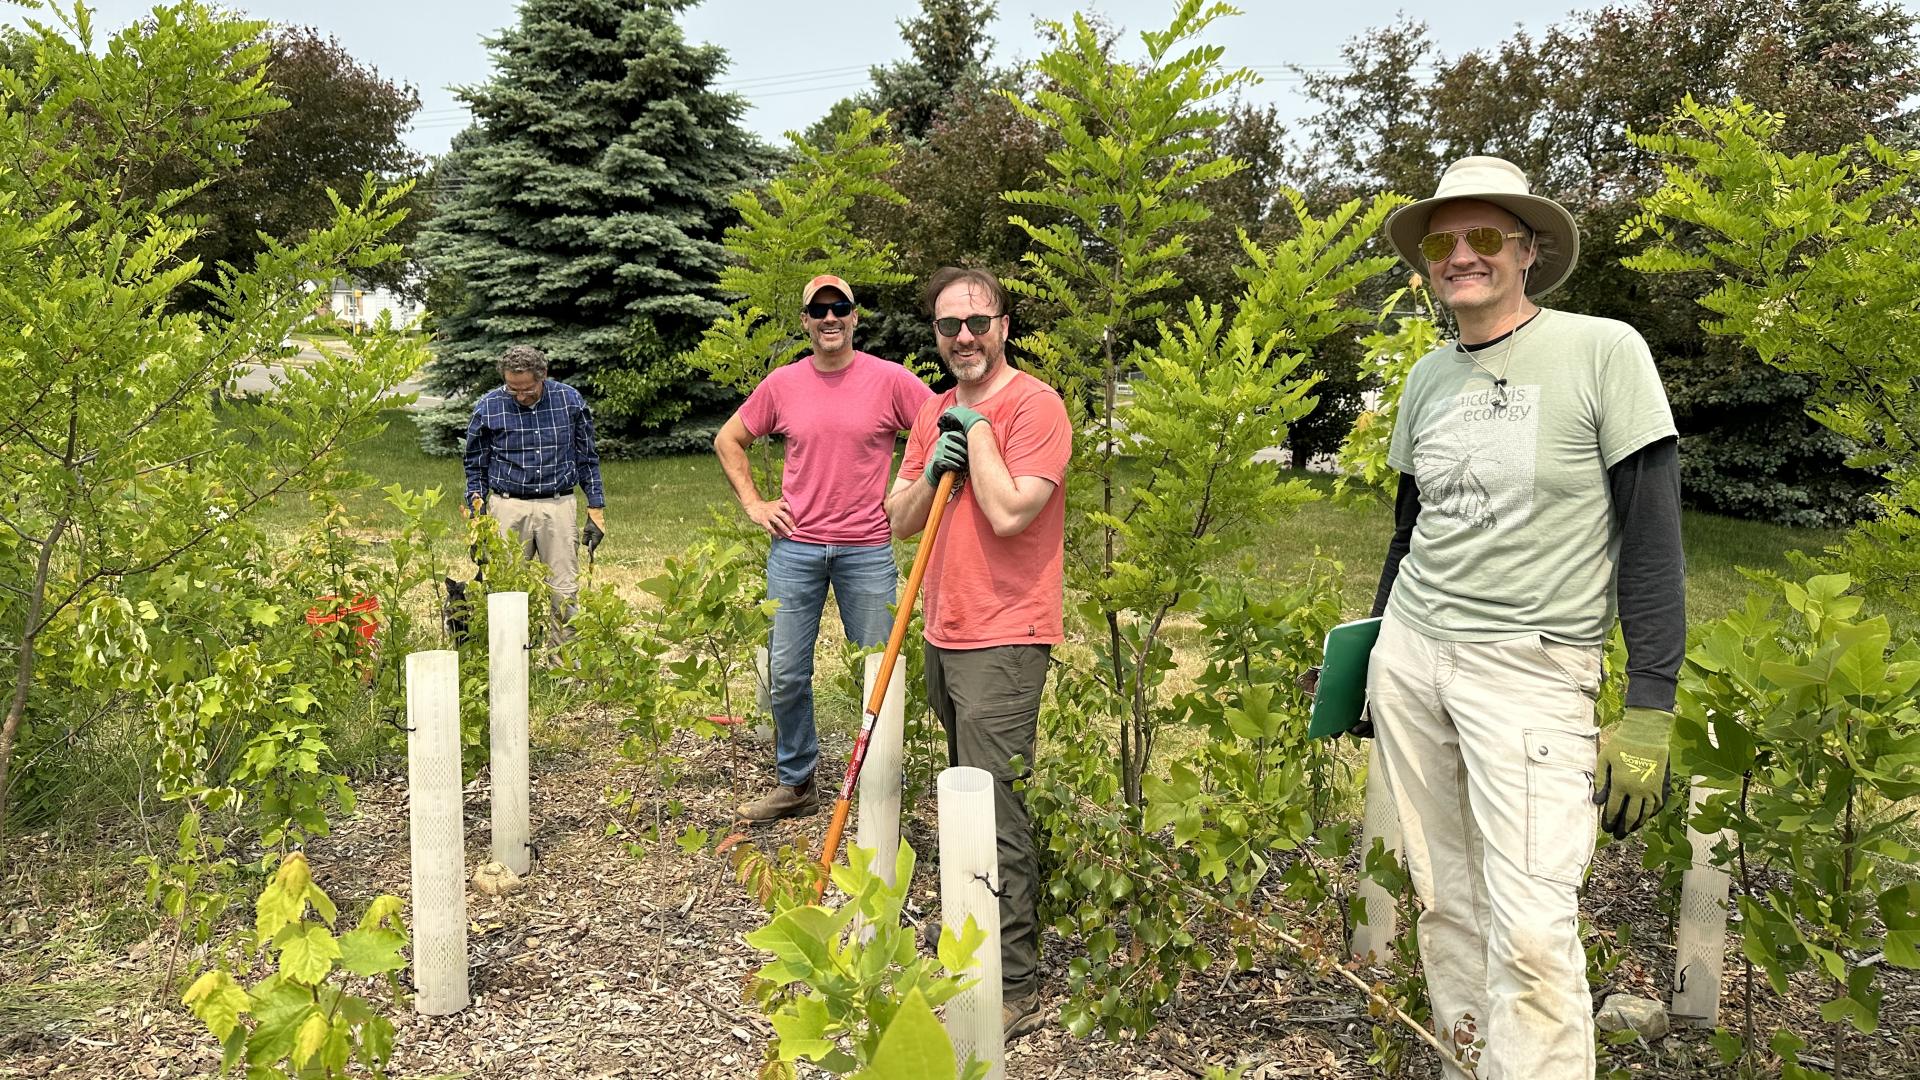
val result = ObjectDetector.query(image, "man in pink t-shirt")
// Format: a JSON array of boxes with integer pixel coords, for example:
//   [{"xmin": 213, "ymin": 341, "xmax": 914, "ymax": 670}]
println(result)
[
  {"xmin": 886, "ymin": 267, "xmax": 1071, "ymax": 1039},
  {"xmin": 715, "ymin": 275, "xmax": 933, "ymax": 823}
]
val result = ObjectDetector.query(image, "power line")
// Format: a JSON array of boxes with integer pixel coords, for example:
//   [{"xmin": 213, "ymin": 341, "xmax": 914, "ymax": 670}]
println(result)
[
  {"xmin": 717, "ymin": 64, "xmax": 870, "ymax": 88},
  {"xmin": 746, "ymin": 81, "xmax": 872, "ymax": 100}
]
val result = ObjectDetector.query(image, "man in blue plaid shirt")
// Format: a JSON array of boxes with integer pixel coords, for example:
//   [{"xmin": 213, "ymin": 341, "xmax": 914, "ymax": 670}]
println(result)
[{"xmin": 462, "ymin": 344, "xmax": 606, "ymax": 633}]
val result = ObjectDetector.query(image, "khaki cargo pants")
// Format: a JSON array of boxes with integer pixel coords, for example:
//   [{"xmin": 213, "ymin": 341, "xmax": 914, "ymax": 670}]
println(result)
[
  {"xmin": 489, "ymin": 493, "xmax": 579, "ymax": 633},
  {"xmin": 926, "ymin": 642, "xmax": 1051, "ymax": 998},
  {"xmin": 1366, "ymin": 611, "xmax": 1603, "ymax": 1080}
]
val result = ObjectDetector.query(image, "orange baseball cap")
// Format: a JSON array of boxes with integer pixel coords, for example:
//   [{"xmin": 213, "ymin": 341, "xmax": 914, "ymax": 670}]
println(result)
[{"xmin": 801, "ymin": 274, "xmax": 855, "ymax": 306}]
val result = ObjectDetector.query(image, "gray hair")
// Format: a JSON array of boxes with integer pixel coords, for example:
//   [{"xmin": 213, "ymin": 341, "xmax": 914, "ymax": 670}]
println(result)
[{"xmin": 499, "ymin": 344, "xmax": 549, "ymax": 377}]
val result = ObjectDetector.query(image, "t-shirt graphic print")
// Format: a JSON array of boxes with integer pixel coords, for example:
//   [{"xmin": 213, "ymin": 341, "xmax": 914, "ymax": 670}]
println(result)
[
  {"xmin": 1414, "ymin": 383, "xmax": 1540, "ymax": 532},
  {"xmin": 1383, "ymin": 309, "xmax": 1678, "ymax": 646}
]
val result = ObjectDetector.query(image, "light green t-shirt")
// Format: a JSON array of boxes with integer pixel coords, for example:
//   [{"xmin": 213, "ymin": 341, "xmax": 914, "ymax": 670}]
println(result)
[{"xmin": 1385, "ymin": 308, "xmax": 1677, "ymax": 646}]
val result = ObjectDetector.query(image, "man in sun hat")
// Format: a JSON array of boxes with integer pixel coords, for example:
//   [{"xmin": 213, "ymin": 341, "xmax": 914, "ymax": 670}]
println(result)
[
  {"xmin": 1364, "ymin": 156, "xmax": 1685, "ymax": 1079},
  {"xmin": 715, "ymin": 274, "xmax": 933, "ymax": 823}
]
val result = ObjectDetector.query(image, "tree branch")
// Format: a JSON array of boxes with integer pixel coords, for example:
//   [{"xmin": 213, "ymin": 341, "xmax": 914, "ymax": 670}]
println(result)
[
  {"xmin": 29, "ymin": 414, "xmax": 359, "ymax": 637},
  {"xmin": 1080, "ymin": 841, "xmax": 1460, "ymax": 1064}
]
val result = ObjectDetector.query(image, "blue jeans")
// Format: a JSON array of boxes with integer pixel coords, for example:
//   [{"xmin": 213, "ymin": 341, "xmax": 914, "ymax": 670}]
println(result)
[{"xmin": 766, "ymin": 539, "xmax": 898, "ymax": 786}]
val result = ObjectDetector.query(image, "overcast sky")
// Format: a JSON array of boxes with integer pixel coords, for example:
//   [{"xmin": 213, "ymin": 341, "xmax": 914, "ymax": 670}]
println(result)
[{"xmin": 10, "ymin": 1, "xmax": 1911, "ymax": 159}]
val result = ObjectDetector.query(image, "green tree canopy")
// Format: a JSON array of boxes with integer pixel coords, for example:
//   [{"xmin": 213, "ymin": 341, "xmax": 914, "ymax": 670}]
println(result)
[
  {"xmin": 151, "ymin": 25, "xmax": 425, "ymax": 309},
  {"xmin": 1293, "ymin": 0, "xmax": 1920, "ymax": 525},
  {"xmin": 1627, "ymin": 97, "xmax": 1920, "ymax": 603},
  {"xmin": 418, "ymin": 0, "xmax": 772, "ymax": 443},
  {"xmin": 807, "ymin": 0, "xmax": 1004, "ymax": 147},
  {"xmin": 0, "ymin": 1, "xmax": 424, "ymax": 835}
]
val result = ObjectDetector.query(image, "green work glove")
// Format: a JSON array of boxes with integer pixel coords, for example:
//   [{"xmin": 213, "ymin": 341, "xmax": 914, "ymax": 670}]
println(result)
[
  {"xmin": 1593, "ymin": 706, "xmax": 1673, "ymax": 839},
  {"xmin": 926, "ymin": 428, "xmax": 969, "ymax": 487},
  {"xmin": 939, "ymin": 404, "xmax": 988, "ymax": 435}
]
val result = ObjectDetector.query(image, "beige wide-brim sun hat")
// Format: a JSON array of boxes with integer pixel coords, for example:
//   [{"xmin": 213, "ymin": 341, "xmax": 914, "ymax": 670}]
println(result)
[{"xmin": 1383, "ymin": 156, "xmax": 1581, "ymax": 299}]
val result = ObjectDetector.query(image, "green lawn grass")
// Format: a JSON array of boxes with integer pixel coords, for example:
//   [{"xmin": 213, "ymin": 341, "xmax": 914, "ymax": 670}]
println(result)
[
  {"xmin": 256, "ymin": 410, "xmax": 730, "ymax": 587},
  {"xmin": 1234, "ymin": 471, "xmax": 1849, "ymax": 625},
  {"xmin": 286, "ymin": 411, "xmax": 1855, "ymax": 631}
]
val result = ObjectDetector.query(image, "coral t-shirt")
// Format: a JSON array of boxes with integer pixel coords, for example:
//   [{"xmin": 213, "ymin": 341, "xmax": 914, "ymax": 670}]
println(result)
[
  {"xmin": 738, "ymin": 351, "xmax": 932, "ymax": 546},
  {"xmin": 897, "ymin": 370, "xmax": 1072, "ymax": 649}
]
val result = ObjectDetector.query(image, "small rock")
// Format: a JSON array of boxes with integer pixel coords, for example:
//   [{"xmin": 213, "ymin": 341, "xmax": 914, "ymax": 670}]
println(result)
[
  {"xmin": 472, "ymin": 861, "xmax": 524, "ymax": 897},
  {"xmin": 1596, "ymin": 994, "xmax": 1669, "ymax": 1040}
]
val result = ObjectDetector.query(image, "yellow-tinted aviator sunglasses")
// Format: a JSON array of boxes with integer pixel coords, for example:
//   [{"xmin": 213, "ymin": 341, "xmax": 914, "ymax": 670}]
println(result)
[{"xmin": 1420, "ymin": 227, "xmax": 1529, "ymax": 263}]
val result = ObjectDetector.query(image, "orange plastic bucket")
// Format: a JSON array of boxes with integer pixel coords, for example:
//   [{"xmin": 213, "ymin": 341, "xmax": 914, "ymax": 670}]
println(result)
[{"xmin": 306, "ymin": 594, "xmax": 380, "ymax": 650}]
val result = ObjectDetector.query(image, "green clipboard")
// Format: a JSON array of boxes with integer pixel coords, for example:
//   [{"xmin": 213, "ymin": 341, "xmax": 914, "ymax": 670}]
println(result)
[{"xmin": 1308, "ymin": 616, "xmax": 1383, "ymax": 739}]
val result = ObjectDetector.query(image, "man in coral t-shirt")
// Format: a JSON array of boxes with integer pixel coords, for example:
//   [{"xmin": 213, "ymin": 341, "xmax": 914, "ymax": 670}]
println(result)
[
  {"xmin": 885, "ymin": 267, "xmax": 1071, "ymax": 1039},
  {"xmin": 715, "ymin": 275, "xmax": 933, "ymax": 823}
]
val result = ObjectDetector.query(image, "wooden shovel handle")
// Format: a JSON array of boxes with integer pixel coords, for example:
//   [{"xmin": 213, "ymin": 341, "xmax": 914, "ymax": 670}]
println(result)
[{"xmin": 812, "ymin": 470, "xmax": 959, "ymax": 898}]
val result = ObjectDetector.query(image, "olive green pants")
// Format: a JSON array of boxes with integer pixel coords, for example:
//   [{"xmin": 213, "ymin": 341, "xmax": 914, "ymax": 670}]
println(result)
[{"xmin": 925, "ymin": 642, "xmax": 1051, "ymax": 997}]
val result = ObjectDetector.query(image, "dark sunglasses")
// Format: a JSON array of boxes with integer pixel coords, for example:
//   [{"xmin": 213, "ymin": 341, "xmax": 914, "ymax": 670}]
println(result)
[
  {"xmin": 805, "ymin": 299, "xmax": 854, "ymax": 319},
  {"xmin": 1419, "ymin": 227, "xmax": 1529, "ymax": 263},
  {"xmin": 933, "ymin": 314, "xmax": 998, "ymax": 338}
]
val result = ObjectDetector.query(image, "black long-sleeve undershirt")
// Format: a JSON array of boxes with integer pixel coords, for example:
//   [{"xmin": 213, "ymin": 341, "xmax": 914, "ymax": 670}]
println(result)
[{"xmin": 1369, "ymin": 436, "xmax": 1685, "ymax": 711}]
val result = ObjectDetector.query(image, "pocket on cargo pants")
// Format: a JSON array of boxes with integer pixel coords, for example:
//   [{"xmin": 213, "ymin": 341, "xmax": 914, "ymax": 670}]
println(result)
[{"xmin": 1523, "ymin": 727, "xmax": 1599, "ymax": 886}]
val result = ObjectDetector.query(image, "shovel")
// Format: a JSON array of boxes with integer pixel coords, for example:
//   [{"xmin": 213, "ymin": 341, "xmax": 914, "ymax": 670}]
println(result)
[{"xmin": 813, "ymin": 469, "xmax": 958, "ymax": 898}]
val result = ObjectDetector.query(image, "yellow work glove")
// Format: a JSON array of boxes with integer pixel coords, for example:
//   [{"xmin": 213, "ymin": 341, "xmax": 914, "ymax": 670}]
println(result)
[{"xmin": 1593, "ymin": 706, "xmax": 1673, "ymax": 839}]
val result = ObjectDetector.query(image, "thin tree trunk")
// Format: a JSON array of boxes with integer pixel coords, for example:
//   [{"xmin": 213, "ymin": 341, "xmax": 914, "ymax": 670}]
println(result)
[
  {"xmin": 0, "ymin": 518, "xmax": 68, "ymax": 843},
  {"xmin": 1738, "ymin": 771, "xmax": 1756, "ymax": 1063},
  {"xmin": 1835, "ymin": 729, "xmax": 1857, "ymax": 1080},
  {"xmin": 1100, "ymin": 326, "xmax": 1135, "ymax": 805}
]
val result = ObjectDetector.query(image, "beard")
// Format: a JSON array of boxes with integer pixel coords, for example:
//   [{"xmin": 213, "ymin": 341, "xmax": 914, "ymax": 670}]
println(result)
[{"xmin": 943, "ymin": 345, "xmax": 998, "ymax": 384}]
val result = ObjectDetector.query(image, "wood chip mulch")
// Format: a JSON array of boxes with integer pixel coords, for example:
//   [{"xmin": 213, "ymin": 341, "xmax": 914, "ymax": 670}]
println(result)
[{"xmin": 1, "ymin": 707, "xmax": 1914, "ymax": 1078}]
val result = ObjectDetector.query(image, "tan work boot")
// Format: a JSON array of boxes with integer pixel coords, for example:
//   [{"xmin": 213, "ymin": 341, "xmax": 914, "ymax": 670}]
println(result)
[
  {"xmin": 1002, "ymin": 989, "xmax": 1045, "ymax": 1040},
  {"xmin": 736, "ymin": 778, "xmax": 819, "ymax": 822}
]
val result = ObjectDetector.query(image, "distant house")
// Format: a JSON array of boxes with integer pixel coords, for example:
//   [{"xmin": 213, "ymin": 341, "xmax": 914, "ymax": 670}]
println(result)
[{"xmin": 316, "ymin": 278, "xmax": 423, "ymax": 331}]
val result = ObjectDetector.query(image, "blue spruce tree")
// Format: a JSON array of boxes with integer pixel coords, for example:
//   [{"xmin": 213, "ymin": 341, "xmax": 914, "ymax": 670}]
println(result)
[{"xmin": 420, "ymin": 0, "xmax": 772, "ymax": 447}]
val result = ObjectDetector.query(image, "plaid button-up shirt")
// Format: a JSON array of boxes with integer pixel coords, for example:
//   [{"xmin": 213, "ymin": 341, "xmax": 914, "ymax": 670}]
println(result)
[{"xmin": 462, "ymin": 379, "xmax": 605, "ymax": 508}]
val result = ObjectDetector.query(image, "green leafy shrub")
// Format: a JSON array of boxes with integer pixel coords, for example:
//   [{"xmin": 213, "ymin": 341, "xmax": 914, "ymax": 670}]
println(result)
[
  {"xmin": 0, "ymin": 0, "xmax": 427, "ymax": 836},
  {"xmin": 1334, "ymin": 278, "xmax": 1441, "ymax": 503},
  {"xmin": 1674, "ymin": 572, "xmax": 1920, "ymax": 1076},
  {"xmin": 565, "ymin": 531, "xmax": 776, "ymax": 848},
  {"xmin": 1625, "ymin": 97, "xmax": 1920, "ymax": 605},
  {"xmin": 183, "ymin": 852, "xmax": 408, "ymax": 1078},
  {"xmin": 138, "ymin": 810, "xmax": 241, "ymax": 995},
  {"xmin": 745, "ymin": 842, "xmax": 988, "ymax": 1079},
  {"xmin": 1029, "ymin": 562, "xmax": 1345, "ymax": 1036},
  {"xmin": 990, "ymin": 0, "xmax": 1407, "ymax": 1037}
]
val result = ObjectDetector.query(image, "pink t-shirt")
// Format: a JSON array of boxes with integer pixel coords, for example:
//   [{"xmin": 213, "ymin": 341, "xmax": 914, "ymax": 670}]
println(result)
[
  {"xmin": 738, "ymin": 351, "xmax": 933, "ymax": 546},
  {"xmin": 896, "ymin": 370, "xmax": 1072, "ymax": 649}
]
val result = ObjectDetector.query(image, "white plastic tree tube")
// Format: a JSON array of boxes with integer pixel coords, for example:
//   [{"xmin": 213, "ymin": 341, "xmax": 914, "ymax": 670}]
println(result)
[
  {"xmin": 488, "ymin": 591, "xmax": 530, "ymax": 875},
  {"xmin": 752, "ymin": 645, "xmax": 774, "ymax": 745},
  {"xmin": 854, "ymin": 651, "xmax": 907, "ymax": 884},
  {"xmin": 1350, "ymin": 741, "xmax": 1403, "ymax": 963},
  {"xmin": 938, "ymin": 766, "xmax": 1004, "ymax": 1080},
  {"xmin": 407, "ymin": 649, "xmax": 469, "ymax": 1015},
  {"xmin": 1671, "ymin": 778, "xmax": 1732, "ymax": 1027}
]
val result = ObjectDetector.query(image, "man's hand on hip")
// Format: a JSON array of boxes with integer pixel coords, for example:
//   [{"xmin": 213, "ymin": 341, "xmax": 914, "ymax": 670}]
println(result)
[
  {"xmin": 745, "ymin": 497, "xmax": 794, "ymax": 538},
  {"xmin": 927, "ymin": 429, "xmax": 969, "ymax": 487},
  {"xmin": 1594, "ymin": 706, "xmax": 1674, "ymax": 839}
]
